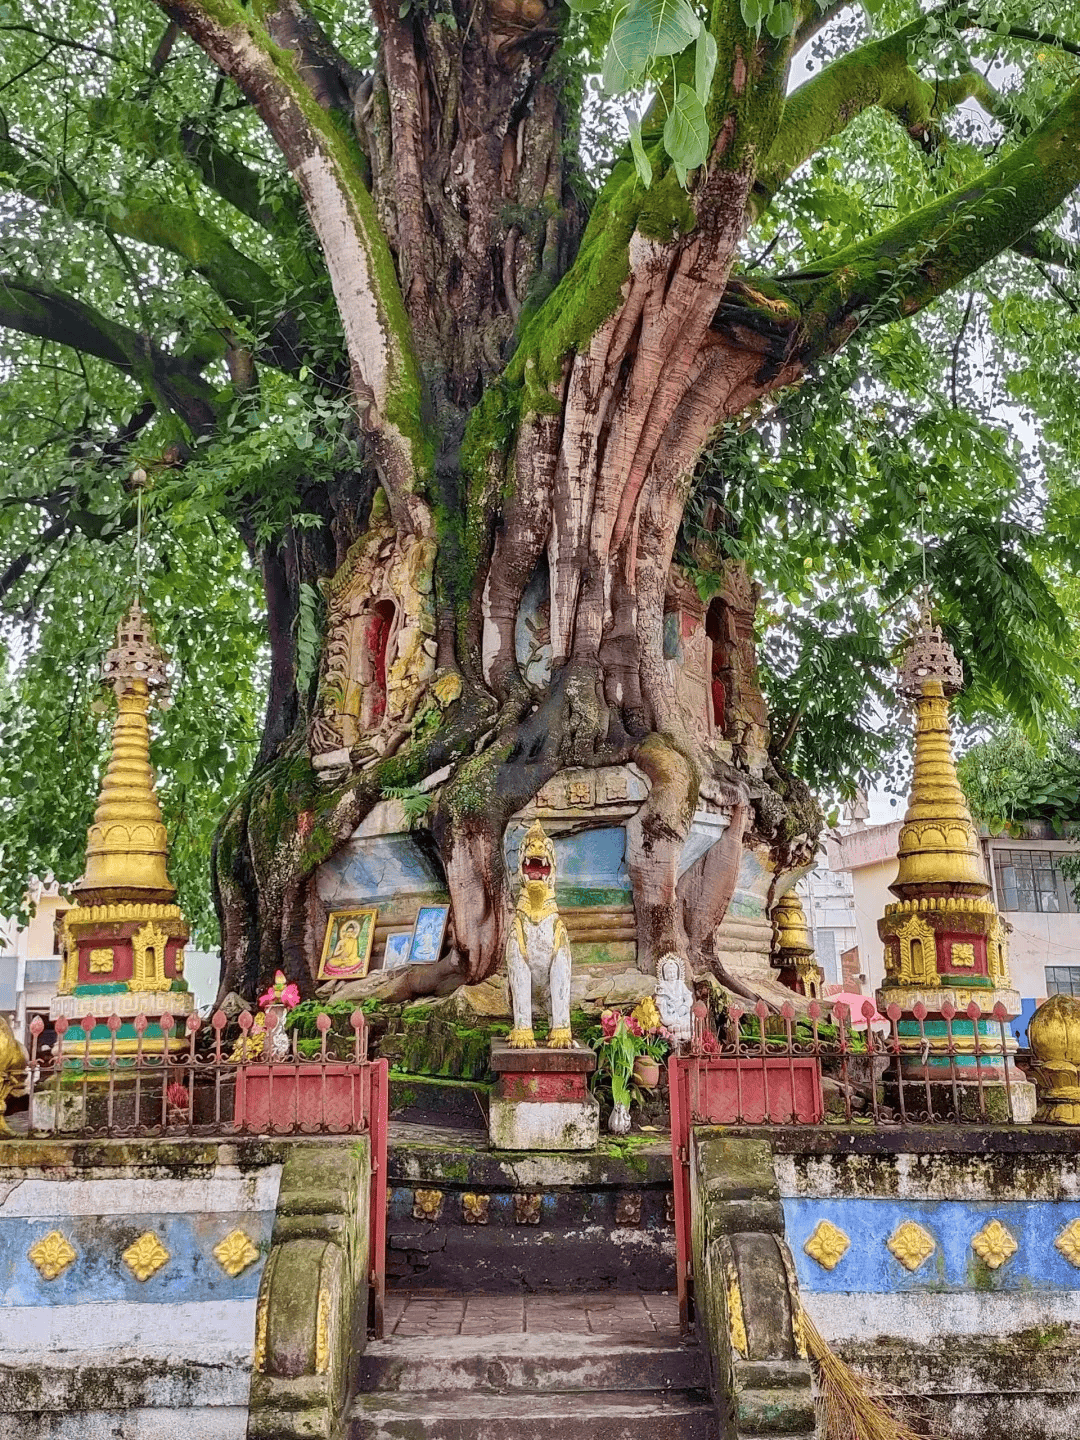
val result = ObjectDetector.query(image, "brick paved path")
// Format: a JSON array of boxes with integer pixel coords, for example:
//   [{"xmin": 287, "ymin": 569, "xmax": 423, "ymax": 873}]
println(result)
[{"xmin": 384, "ymin": 1291, "xmax": 679, "ymax": 1338}]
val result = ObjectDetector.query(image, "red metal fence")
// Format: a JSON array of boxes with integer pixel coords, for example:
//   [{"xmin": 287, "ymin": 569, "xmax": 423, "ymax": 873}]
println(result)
[{"xmin": 24, "ymin": 1008, "xmax": 389, "ymax": 1334}]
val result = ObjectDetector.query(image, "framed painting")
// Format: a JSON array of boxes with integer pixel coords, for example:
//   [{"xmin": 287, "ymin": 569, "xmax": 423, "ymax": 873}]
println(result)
[
  {"xmin": 317, "ymin": 908, "xmax": 377, "ymax": 981},
  {"xmin": 383, "ymin": 931, "xmax": 413, "ymax": 970},
  {"xmin": 409, "ymin": 905, "xmax": 450, "ymax": 965}
]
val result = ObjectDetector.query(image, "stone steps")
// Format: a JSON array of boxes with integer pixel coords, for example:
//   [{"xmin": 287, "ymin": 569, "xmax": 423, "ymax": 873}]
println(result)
[
  {"xmin": 351, "ymin": 1317, "xmax": 718, "ymax": 1439},
  {"xmin": 357, "ymin": 1331, "xmax": 706, "ymax": 1393},
  {"xmin": 348, "ymin": 1388, "xmax": 718, "ymax": 1439}
]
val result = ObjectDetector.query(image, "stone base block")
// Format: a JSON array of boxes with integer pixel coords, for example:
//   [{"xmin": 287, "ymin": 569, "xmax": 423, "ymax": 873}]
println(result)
[{"xmin": 487, "ymin": 1094, "xmax": 600, "ymax": 1151}]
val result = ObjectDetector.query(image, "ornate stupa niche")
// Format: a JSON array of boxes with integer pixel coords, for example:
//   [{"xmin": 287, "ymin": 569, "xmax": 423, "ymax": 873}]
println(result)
[
  {"xmin": 308, "ymin": 488, "xmax": 439, "ymax": 776},
  {"xmin": 51, "ymin": 600, "xmax": 192, "ymax": 1063},
  {"xmin": 876, "ymin": 606, "xmax": 1034, "ymax": 1118}
]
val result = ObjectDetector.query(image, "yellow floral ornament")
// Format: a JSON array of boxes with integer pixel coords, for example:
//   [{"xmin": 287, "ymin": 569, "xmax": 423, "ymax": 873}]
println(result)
[
  {"xmin": 213, "ymin": 1230, "xmax": 261, "ymax": 1277},
  {"xmin": 1055, "ymin": 1219, "xmax": 1080, "ymax": 1269},
  {"xmin": 28, "ymin": 1231, "xmax": 77, "ymax": 1281},
  {"xmin": 803, "ymin": 1220, "xmax": 850, "ymax": 1271},
  {"xmin": 886, "ymin": 1221, "xmax": 936, "ymax": 1272},
  {"xmin": 123, "ymin": 1231, "xmax": 170, "ymax": 1281},
  {"xmin": 971, "ymin": 1219, "xmax": 1018, "ymax": 1270}
]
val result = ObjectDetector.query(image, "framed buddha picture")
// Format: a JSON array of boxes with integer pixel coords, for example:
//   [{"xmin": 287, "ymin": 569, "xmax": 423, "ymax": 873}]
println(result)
[
  {"xmin": 317, "ymin": 908, "xmax": 377, "ymax": 981},
  {"xmin": 409, "ymin": 904, "xmax": 450, "ymax": 965}
]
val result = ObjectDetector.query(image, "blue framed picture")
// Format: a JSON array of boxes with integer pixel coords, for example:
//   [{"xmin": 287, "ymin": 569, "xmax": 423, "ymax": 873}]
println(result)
[
  {"xmin": 409, "ymin": 905, "xmax": 450, "ymax": 964},
  {"xmin": 383, "ymin": 931, "xmax": 413, "ymax": 970}
]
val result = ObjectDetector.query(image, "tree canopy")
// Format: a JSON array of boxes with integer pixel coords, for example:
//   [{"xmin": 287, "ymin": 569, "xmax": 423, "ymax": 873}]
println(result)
[{"xmin": 1, "ymin": 0, "xmax": 1080, "ymax": 992}]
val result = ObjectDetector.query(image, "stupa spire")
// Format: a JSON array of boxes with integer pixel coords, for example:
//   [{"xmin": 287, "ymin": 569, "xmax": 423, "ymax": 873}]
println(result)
[
  {"xmin": 75, "ymin": 601, "xmax": 174, "ymax": 903},
  {"xmin": 891, "ymin": 606, "xmax": 986, "ymax": 899}
]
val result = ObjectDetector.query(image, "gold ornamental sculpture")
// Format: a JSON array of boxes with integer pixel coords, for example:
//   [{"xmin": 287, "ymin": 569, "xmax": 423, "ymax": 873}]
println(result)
[
  {"xmin": 770, "ymin": 889, "xmax": 823, "ymax": 1000},
  {"xmin": 876, "ymin": 603, "xmax": 1033, "ymax": 1119},
  {"xmin": 1028, "ymin": 993, "xmax": 1080, "ymax": 1126}
]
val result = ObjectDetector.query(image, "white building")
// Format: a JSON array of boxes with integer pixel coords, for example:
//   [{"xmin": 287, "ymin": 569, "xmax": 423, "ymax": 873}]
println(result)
[{"xmin": 796, "ymin": 861, "xmax": 858, "ymax": 989}]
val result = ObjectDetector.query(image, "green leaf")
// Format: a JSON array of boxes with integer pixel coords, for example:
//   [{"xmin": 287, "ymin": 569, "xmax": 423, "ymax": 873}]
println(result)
[
  {"xmin": 694, "ymin": 28, "xmax": 718, "ymax": 105},
  {"xmin": 566, "ymin": 0, "xmax": 607, "ymax": 10},
  {"xmin": 663, "ymin": 84, "xmax": 710, "ymax": 173},
  {"xmin": 603, "ymin": 0, "xmax": 701, "ymax": 93},
  {"xmin": 740, "ymin": 0, "xmax": 766, "ymax": 29},
  {"xmin": 765, "ymin": 0, "xmax": 795, "ymax": 38},
  {"xmin": 627, "ymin": 113, "xmax": 653, "ymax": 189}
]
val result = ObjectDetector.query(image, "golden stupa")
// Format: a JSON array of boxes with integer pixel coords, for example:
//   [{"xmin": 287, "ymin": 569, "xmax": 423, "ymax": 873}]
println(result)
[{"xmin": 51, "ymin": 594, "xmax": 192, "ymax": 1051}]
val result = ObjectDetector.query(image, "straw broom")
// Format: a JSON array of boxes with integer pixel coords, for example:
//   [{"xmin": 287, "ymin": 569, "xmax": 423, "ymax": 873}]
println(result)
[{"xmin": 802, "ymin": 1310, "xmax": 928, "ymax": 1440}]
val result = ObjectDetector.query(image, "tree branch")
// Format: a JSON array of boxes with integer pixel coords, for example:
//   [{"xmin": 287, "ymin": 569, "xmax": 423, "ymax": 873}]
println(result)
[
  {"xmin": 0, "ymin": 134, "xmax": 282, "ymax": 328},
  {"xmin": 0, "ymin": 277, "xmax": 220, "ymax": 433},
  {"xmin": 755, "ymin": 18, "xmax": 1014, "ymax": 217},
  {"xmin": 179, "ymin": 124, "xmax": 301, "ymax": 232},
  {"xmin": 159, "ymin": 0, "xmax": 430, "ymax": 531},
  {"xmin": 739, "ymin": 74, "xmax": 1080, "ymax": 365},
  {"xmin": 0, "ymin": 518, "xmax": 67, "ymax": 604}
]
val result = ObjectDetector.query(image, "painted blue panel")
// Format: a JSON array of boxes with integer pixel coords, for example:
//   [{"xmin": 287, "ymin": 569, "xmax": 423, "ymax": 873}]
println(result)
[
  {"xmin": 783, "ymin": 1197, "xmax": 1080, "ymax": 1294},
  {"xmin": 323, "ymin": 835, "xmax": 445, "ymax": 901},
  {"xmin": 0, "ymin": 1211, "xmax": 274, "ymax": 1306},
  {"xmin": 503, "ymin": 825, "xmax": 630, "ymax": 900}
]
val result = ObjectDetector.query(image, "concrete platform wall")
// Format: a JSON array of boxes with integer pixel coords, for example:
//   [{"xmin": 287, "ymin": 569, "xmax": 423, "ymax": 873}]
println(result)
[
  {"xmin": 0, "ymin": 1140, "xmax": 283, "ymax": 1440},
  {"xmin": 772, "ymin": 1136, "xmax": 1080, "ymax": 1439}
]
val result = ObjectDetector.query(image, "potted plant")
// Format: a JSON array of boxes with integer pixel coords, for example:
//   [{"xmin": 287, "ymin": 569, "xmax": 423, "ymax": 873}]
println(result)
[{"xmin": 596, "ymin": 999, "xmax": 673, "ymax": 1134}]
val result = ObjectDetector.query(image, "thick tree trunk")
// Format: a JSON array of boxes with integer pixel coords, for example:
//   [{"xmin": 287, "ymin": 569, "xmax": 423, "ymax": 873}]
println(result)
[{"xmin": 190, "ymin": 0, "xmax": 820, "ymax": 1004}]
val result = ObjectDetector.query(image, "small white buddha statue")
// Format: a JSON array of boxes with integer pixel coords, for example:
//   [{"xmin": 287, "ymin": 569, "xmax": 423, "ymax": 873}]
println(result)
[{"xmin": 655, "ymin": 952, "xmax": 693, "ymax": 1043}]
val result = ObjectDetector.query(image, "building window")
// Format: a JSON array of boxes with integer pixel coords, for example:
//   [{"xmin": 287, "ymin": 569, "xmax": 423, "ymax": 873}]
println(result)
[
  {"xmin": 1046, "ymin": 966, "xmax": 1080, "ymax": 999},
  {"xmin": 994, "ymin": 849, "xmax": 1077, "ymax": 914}
]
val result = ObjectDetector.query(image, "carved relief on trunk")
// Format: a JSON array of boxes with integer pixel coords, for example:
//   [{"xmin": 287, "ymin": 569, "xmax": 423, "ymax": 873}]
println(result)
[{"xmin": 310, "ymin": 494, "xmax": 437, "ymax": 765}]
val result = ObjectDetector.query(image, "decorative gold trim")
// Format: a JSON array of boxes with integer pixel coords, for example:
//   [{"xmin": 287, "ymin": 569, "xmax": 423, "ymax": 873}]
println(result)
[
  {"xmin": 131, "ymin": 920, "xmax": 171, "ymax": 992},
  {"xmin": 971, "ymin": 1219, "xmax": 1017, "ymax": 1270},
  {"xmin": 122, "ymin": 1231, "xmax": 170, "ymax": 1281},
  {"xmin": 28, "ymin": 1231, "xmax": 77, "ymax": 1280},
  {"xmin": 887, "ymin": 1221, "xmax": 936, "ymax": 1272},
  {"xmin": 1055, "ymin": 1219, "xmax": 1080, "ymax": 1268},
  {"xmin": 57, "ymin": 938, "xmax": 79, "ymax": 995},
  {"xmin": 314, "ymin": 1285, "xmax": 331, "ymax": 1375},
  {"xmin": 724, "ymin": 1261, "xmax": 748, "ymax": 1358},
  {"xmin": 213, "ymin": 1230, "xmax": 261, "ymax": 1277},
  {"xmin": 950, "ymin": 942, "xmax": 975, "ymax": 968},
  {"xmin": 253, "ymin": 1286, "xmax": 269, "ymax": 1372},
  {"xmin": 88, "ymin": 948, "xmax": 114, "ymax": 974},
  {"xmin": 804, "ymin": 1220, "xmax": 850, "ymax": 1271},
  {"xmin": 893, "ymin": 914, "xmax": 938, "ymax": 987}
]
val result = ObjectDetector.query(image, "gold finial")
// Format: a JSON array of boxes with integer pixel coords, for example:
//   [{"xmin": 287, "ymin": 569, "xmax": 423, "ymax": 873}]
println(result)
[
  {"xmin": 890, "ymin": 607, "xmax": 986, "ymax": 900},
  {"xmin": 772, "ymin": 890, "xmax": 813, "ymax": 960},
  {"xmin": 74, "ymin": 603, "xmax": 175, "ymax": 903}
]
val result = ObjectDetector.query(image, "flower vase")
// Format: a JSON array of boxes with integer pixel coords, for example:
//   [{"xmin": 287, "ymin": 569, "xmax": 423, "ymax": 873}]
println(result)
[
  {"xmin": 632, "ymin": 1056, "xmax": 660, "ymax": 1089},
  {"xmin": 608, "ymin": 1102, "xmax": 631, "ymax": 1135}
]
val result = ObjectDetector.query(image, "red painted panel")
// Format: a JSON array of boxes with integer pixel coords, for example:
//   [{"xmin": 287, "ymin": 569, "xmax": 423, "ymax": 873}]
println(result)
[
  {"xmin": 496, "ymin": 1073, "xmax": 587, "ymax": 1102},
  {"xmin": 234, "ymin": 1062, "xmax": 371, "ymax": 1133}
]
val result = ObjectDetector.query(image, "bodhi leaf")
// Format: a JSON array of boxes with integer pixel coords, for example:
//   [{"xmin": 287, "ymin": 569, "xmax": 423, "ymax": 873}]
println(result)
[
  {"xmin": 765, "ymin": 0, "xmax": 795, "ymax": 39},
  {"xmin": 664, "ymin": 85, "xmax": 710, "ymax": 172},
  {"xmin": 602, "ymin": 0, "xmax": 701, "ymax": 93},
  {"xmin": 694, "ymin": 28, "xmax": 718, "ymax": 105},
  {"xmin": 627, "ymin": 112, "xmax": 654, "ymax": 188}
]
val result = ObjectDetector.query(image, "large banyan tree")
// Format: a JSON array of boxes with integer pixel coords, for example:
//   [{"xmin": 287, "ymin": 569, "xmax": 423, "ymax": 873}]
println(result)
[{"xmin": 4, "ymin": 1, "xmax": 1080, "ymax": 999}]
